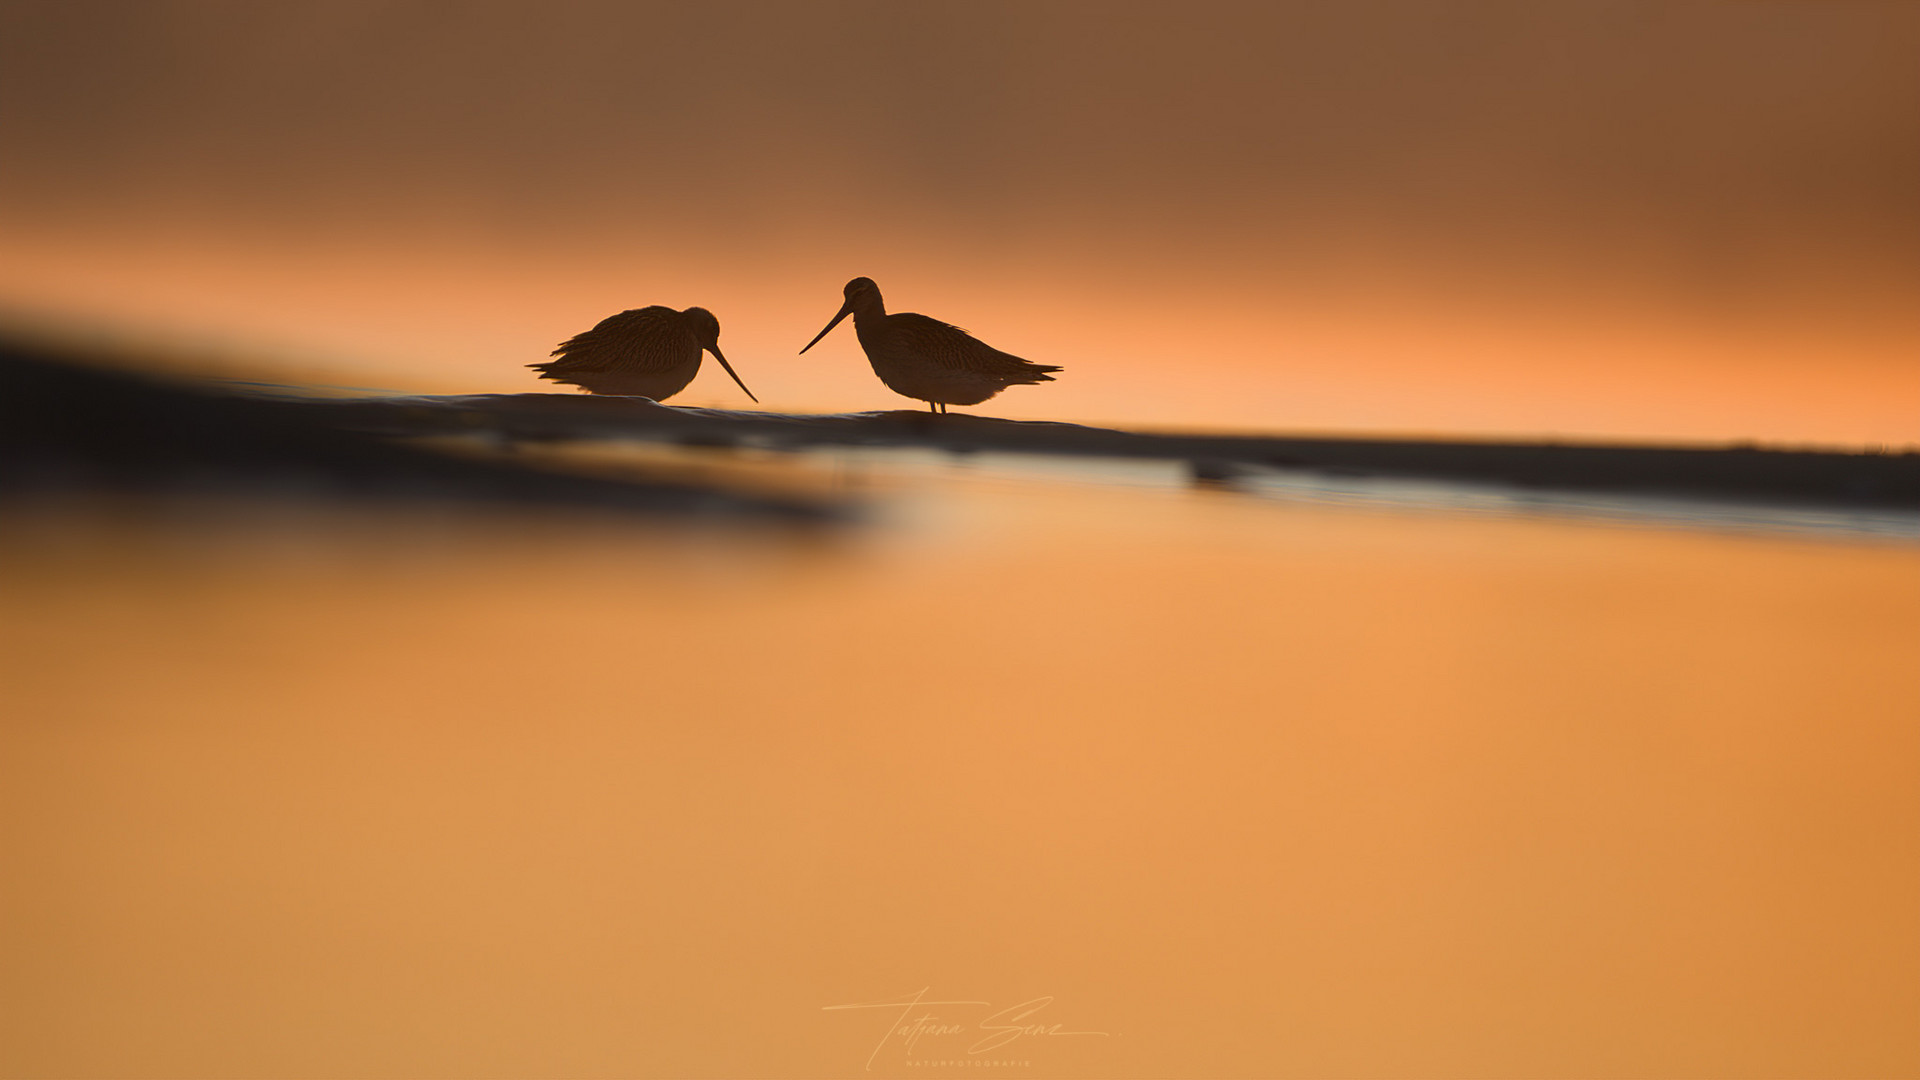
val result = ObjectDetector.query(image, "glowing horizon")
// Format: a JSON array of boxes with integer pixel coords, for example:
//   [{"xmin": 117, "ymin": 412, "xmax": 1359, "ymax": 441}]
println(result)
[{"xmin": 2, "ymin": 2, "xmax": 1917, "ymax": 444}]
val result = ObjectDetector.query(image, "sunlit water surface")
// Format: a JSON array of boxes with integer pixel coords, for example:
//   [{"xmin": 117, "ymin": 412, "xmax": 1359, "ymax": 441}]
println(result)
[{"xmin": 3, "ymin": 449, "xmax": 1917, "ymax": 1079}]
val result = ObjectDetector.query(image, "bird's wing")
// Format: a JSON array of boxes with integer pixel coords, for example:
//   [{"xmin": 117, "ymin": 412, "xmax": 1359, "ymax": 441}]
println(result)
[
  {"xmin": 536, "ymin": 306, "xmax": 690, "ymax": 374},
  {"xmin": 891, "ymin": 312, "xmax": 1061, "ymax": 378}
]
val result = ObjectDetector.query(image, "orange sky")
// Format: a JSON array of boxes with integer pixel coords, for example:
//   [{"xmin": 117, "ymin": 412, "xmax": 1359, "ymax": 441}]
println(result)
[{"xmin": 2, "ymin": 1, "xmax": 1916, "ymax": 443}]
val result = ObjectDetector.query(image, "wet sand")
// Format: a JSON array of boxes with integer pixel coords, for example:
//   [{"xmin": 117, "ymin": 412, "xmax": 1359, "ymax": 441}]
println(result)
[
  {"xmin": 322, "ymin": 392, "xmax": 1920, "ymax": 511},
  {"xmin": 8, "ymin": 334, "xmax": 1916, "ymax": 518}
]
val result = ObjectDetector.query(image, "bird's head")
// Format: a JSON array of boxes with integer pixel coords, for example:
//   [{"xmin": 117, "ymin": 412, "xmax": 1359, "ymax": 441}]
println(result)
[
  {"xmin": 802, "ymin": 278, "xmax": 883, "ymax": 355},
  {"xmin": 682, "ymin": 306, "xmax": 721, "ymax": 350},
  {"xmin": 681, "ymin": 306, "xmax": 757, "ymax": 404}
]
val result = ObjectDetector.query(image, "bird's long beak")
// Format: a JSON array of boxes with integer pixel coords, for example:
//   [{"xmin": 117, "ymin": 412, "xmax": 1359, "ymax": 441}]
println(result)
[
  {"xmin": 799, "ymin": 302, "xmax": 853, "ymax": 355},
  {"xmin": 706, "ymin": 345, "xmax": 758, "ymax": 403}
]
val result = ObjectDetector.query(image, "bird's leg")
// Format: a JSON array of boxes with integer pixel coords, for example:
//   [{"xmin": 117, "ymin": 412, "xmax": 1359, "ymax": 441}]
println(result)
[{"xmin": 927, "ymin": 401, "xmax": 938, "ymax": 414}]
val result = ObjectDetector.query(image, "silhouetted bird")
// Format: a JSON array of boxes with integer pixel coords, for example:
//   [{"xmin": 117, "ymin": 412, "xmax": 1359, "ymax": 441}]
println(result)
[
  {"xmin": 531, "ymin": 306, "xmax": 756, "ymax": 403},
  {"xmin": 799, "ymin": 278, "xmax": 1060, "ymax": 413}
]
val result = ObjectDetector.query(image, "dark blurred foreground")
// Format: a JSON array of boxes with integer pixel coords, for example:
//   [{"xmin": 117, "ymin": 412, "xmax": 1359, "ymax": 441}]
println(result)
[{"xmin": 0, "ymin": 338, "xmax": 840, "ymax": 521}]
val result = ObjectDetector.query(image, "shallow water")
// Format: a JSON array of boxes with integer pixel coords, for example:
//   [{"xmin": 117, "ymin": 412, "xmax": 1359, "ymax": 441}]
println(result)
[{"xmin": 3, "ymin": 449, "xmax": 1917, "ymax": 1078}]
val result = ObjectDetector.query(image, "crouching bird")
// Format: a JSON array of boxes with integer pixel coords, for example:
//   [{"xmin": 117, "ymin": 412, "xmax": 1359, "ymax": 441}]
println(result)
[
  {"xmin": 799, "ymin": 277, "xmax": 1059, "ymax": 413},
  {"xmin": 531, "ymin": 305, "xmax": 757, "ymax": 403}
]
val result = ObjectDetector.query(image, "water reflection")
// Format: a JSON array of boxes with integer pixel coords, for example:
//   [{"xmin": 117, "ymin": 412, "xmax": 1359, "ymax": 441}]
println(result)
[{"xmin": 3, "ymin": 447, "xmax": 1916, "ymax": 1078}]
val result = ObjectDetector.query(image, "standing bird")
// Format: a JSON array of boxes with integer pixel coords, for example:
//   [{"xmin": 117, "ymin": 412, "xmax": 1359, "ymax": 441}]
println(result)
[
  {"xmin": 798, "ymin": 278, "xmax": 1060, "ymax": 413},
  {"xmin": 530, "ymin": 305, "xmax": 757, "ymax": 403}
]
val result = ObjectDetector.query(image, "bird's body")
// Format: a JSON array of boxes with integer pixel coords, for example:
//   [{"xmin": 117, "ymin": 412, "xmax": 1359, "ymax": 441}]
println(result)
[
  {"xmin": 530, "ymin": 305, "xmax": 756, "ymax": 403},
  {"xmin": 800, "ymin": 278, "xmax": 1059, "ymax": 412}
]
